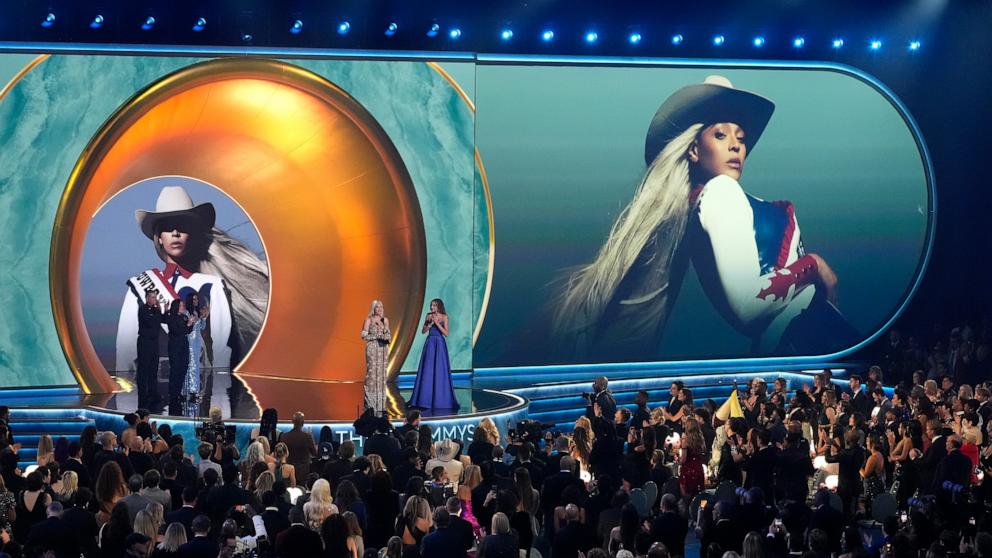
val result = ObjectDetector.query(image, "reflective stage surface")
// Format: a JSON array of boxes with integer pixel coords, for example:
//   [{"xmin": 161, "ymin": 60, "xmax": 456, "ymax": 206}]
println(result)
[{"xmin": 100, "ymin": 369, "xmax": 522, "ymax": 422}]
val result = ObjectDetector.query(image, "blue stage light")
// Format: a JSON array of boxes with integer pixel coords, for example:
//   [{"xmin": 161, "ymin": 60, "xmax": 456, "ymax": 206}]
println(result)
[
  {"xmin": 89, "ymin": 14, "xmax": 104, "ymax": 29},
  {"xmin": 449, "ymin": 28, "xmax": 462, "ymax": 40},
  {"xmin": 870, "ymin": 39, "xmax": 882, "ymax": 51},
  {"xmin": 40, "ymin": 12, "xmax": 55, "ymax": 28},
  {"xmin": 241, "ymin": 32, "xmax": 253, "ymax": 42},
  {"xmin": 752, "ymin": 36, "xmax": 765, "ymax": 47},
  {"xmin": 541, "ymin": 30, "xmax": 554, "ymax": 42},
  {"xmin": 909, "ymin": 40, "xmax": 921, "ymax": 51},
  {"xmin": 141, "ymin": 16, "xmax": 156, "ymax": 31},
  {"xmin": 384, "ymin": 22, "xmax": 398, "ymax": 37},
  {"xmin": 192, "ymin": 17, "xmax": 207, "ymax": 32},
  {"xmin": 500, "ymin": 28, "xmax": 513, "ymax": 41},
  {"xmin": 290, "ymin": 20, "xmax": 303, "ymax": 35},
  {"xmin": 712, "ymin": 34, "xmax": 725, "ymax": 46},
  {"xmin": 832, "ymin": 38, "xmax": 845, "ymax": 49},
  {"xmin": 629, "ymin": 32, "xmax": 642, "ymax": 45},
  {"xmin": 585, "ymin": 31, "xmax": 598, "ymax": 44},
  {"xmin": 337, "ymin": 21, "xmax": 350, "ymax": 35},
  {"xmin": 793, "ymin": 36, "xmax": 805, "ymax": 48},
  {"xmin": 426, "ymin": 23, "xmax": 440, "ymax": 38},
  {"xmin": 671, "ymin": 34, "xmax": 684, "ymax": 45}
]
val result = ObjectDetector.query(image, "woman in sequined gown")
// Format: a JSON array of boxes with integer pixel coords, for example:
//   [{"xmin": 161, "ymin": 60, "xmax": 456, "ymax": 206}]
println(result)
[
  {"xmin": 183, "ymin": 304, "xmax": 208, "ymax": 411},
  {"xmin": 361, "ymin": 300, "xmax": 391, "ymax": 413}
]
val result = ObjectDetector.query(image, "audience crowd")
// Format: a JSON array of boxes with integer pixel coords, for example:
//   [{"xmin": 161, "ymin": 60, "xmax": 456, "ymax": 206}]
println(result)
[{"xmin": 0, "ymin": 316, "xmax": 989, "ymax": 558}]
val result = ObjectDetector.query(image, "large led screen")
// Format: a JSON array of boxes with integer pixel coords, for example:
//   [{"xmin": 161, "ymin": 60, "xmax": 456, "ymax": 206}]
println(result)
[{"xmin": 0, "ymin": 53, "xmax": 931, "ymax": 393}]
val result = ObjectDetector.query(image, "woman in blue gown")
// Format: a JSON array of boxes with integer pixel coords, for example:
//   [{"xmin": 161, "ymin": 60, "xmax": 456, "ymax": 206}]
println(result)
[{"xmin": 408, "ymin": 298, "xmax": 459, "ymax": 412}]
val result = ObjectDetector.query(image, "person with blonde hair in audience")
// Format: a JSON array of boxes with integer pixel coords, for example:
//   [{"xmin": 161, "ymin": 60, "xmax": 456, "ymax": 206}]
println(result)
[
  {"xmin": 35, "ymin": 434, "xmax": 55, "ymax": 468},
  {"xmin": 304, "ymin": 478, "xmax": 338, "ymax": 531},
  {"xmin": 154, "ymin": 521, "xmax": 187, "ymax": 557},
  {"xmin": 56, "ymin": 470, "xmax": 78, "ymax": 505}
]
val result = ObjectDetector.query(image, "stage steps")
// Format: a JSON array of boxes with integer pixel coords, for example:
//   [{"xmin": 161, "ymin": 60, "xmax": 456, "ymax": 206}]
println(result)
[
  {"xmin": 471, "ymin": 362, "xmax": 848, "ymax": 391},
  {"xmin": 504, "ymin": 370, "xmax": 845, "ymax": 434},
  {"xmin": 5, "ymin": 408, "xmax": 95, "ymax": 470}
]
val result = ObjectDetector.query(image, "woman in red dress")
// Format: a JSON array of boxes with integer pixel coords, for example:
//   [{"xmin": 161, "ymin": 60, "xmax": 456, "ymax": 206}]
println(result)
[{"xmin": 680, "ymin": 418, "xmax": 707, "ymax": 499}]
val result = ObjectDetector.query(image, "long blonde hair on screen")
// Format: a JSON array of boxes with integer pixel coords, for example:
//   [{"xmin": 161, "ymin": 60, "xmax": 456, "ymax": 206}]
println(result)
[{"xmin": 553, "ymin": 124, "xmax": 703, "ymax": 337}]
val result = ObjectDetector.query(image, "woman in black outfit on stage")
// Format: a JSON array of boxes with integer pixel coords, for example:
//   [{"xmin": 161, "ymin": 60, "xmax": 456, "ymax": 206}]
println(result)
[{"xmin": 166, "ymin": 299, "xmax": 192, "ymax": 416}]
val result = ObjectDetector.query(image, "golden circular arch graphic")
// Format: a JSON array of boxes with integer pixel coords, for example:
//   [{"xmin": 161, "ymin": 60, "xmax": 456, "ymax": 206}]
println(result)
[{"xmin": 51, "ymin": 58, "xmax": 428, "ymax": 407}]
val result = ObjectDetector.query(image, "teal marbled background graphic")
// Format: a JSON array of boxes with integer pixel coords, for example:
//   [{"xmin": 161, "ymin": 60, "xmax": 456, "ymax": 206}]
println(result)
[{"xmin": 0, "ymin": 55, "xmax": 482, "ymax": 388}]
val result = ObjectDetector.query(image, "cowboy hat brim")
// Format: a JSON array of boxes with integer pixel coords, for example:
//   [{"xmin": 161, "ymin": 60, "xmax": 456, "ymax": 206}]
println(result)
[
  {"xmin": 135, "ymin": 203, "xmax": 216, "ymax": 239},
  {"xmin": 644, "ymin": 82, "xmax": 775, "ymax": 166}
]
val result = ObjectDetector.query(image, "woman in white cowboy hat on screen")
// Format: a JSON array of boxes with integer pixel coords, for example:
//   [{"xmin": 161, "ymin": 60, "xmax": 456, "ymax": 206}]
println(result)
[
  {"xmin": 553, "ymin": 76, "xmax": 857, "ymax": 360},
  {"xmin": 115, "ymin": 185, "xmax": 268, "ymax": 407}
]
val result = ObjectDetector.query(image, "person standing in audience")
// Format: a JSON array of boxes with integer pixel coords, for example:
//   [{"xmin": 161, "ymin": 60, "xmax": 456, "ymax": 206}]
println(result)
[
  {"xmin": 177, "ymin": 514, "xmax": 219, "ymax": 558},
  {"xmin": 279, "ymin": 412, "xmax": 316, "ymax": 481},
  {"xmin": 153, "ymin": 522, "xmax": 187, "ymax": 558},
  {"xmin": 477, "ymin": 512, "xmax": 519, "ymax": 558}
]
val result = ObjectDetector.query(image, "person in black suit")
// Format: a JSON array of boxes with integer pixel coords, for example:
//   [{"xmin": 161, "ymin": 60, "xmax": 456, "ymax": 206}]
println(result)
[
  {"xmin": 259, "ymin": 490, "xmax": 291, "ymax": 544},
  {"xmin": 276, "ymin": 507, "xmax": 324, "ymax": 558},
  {"xmin": 650, "ymin": 494, "xmax": 688, "ymax": 558},
  {"xmin": 631, "ymin": 390, "xmax": 652, "ymax": 429},
  {"xmin": 321, "ymin": 441, "xmax": 356, "ymax": 489},
  {"xmin": 508, "ymin": 443, "xmax": 544, "ymax": 487},
  {"xmin": 976, "ymin": 387, "xmax": 992, "ymax": 425},
  {"xmin": 933, "ymin": 435, "xmax": 973, "ymax": 492},
  {"xmin": 206, "ymin": 466, "xmax": 255, "ymax": 524},
  {"xmin": 919, "ymin": 419, "xmax": 948, "ymax": 495},
  {"xmin": 90, "ymin": 431, "xmax": 135, "ymax": 481},
  {"xmin": 364, "ymin": 420, "xmax": 402, "ymax": 469},
  {"xmin": 421, "ymin": 507, "xmax": 469, "ymax": 558},
  {"xmin": 445, "ymin": 497, "xmax": 475, "ymax": 551},
  {"xmin": 824, "ymin": 428, "xmax": 866, "ymax": 517},
  {"xmin": 477, "ymin": 512, "xmax": 519, "ymax": 558},
  {"xmin": 165, "ymin": 299, "xmax": 192, "ymax": 416},
  {"xmin": 808, "ymin": 489, "xmax": 845, "ymax": 554},
  {"xmin": 61, "ymin": 489, "xmax": 99, "ymax": 558},
  {"xmin": 696, "ymin": 499, "xmax": 744, "ymax": 555},
  {"xmin": 25, "ymin": 501, "xmax": 76, "ymax": 558},
  {"xmin": 539, "ymin": 456, "xmax": 584, "ymax": 535},
  {"xmin": 551, "ymin": 504, "xmax": 585, "ymax": 558},
  {"xmin": 62, "ymin": 441, "xmax": 92, "ymax": 489},
  {"xmin": 743, "ymin": 428, "xmax": 778, "ymax": 499},
  {"xmin": 541, "ymin": 436, "xmax": 572, "ymax": 480},
  {"xmin": 775, "ymin": 433, "xmax": 815, "ymax": 504},
  {"xmin": 136, "ymin": 289, "xmax": 163, "ymax": 408},
  {"xmin": 849, "ymin": 376, "xmax": 873, "ymax": 420},
  {"xmin": 585, "ymin": 376, "xmax": 617, "ymax": 422},
  {"xmin": 394, "ymin": 410, "xmax": 421, "ymax": 442},
  {"xmin": 178, "ymin": 515, "xmax": 219, "ymax": 558},
  {"xmin": 165, "ymin": 486, "xmax": 199, "ymax": 538}
]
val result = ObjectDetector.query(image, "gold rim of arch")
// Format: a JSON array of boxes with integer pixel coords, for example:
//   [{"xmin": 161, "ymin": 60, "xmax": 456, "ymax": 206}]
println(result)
[{"xmin": 49, "ymin": 57, "xmax": 428, "ymax": 396}]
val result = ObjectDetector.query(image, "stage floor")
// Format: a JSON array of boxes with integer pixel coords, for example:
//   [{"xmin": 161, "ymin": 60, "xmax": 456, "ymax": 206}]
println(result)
[{"xmin": 102, "ymin": 369, "xmax": 520, "ymax": 422}]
